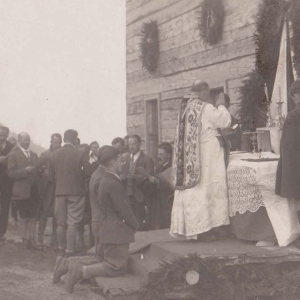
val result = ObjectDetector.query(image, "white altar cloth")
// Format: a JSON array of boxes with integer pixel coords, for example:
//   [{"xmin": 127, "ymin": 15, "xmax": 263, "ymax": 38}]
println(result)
[{"xmin": 227, "ymin": 152, "xmax": 300, "ymax": 246}]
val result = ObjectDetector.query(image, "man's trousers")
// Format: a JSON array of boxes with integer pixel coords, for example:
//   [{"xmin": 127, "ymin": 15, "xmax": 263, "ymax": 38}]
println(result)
[
  {"xmin": 73, "ymin": 243, "xmax": 129, "ymax": 278},
  {"xmin": 55, "ymin": 195, "xmax": 85, "ymax": 254}
]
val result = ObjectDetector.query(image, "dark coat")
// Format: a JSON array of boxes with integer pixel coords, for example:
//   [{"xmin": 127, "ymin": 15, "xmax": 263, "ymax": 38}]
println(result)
[
  {"xmin": 98, "ymin": 172, "xmax": 139, "ymax": 244},
  {"xmin": 0, "ymin": 141, "xmax": 14, "ymax": 188},
  {"xmin": 275, "ymin": 104, "xmax": 300, "ymax": 199},
  {"xmin": 38, "ymin": 149, "xmax": 54, "ymax": 191},
  {"xmin": 89, "ymin": 165, "xmax": 105, "ymax": 223},
  {"xmin": 50, "ymin": 144, "xmax": 89, "ymax": 196},
  {"xmin": 122, "ymin": 151, "xmax": 154, "ymax": 203},
  {"xmin": 8, "ymin": 147, "xmax": 39, "ymax": 200},
  {"xmin": 145, "ymin": 160, "xmax": 174, "ymax": 230}
]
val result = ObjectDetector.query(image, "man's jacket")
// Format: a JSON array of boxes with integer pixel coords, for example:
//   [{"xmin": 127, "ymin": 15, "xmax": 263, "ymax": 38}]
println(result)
[
  {"xmin": 8, "ymin": 147, "xmax": 39, "ymax": 200},
  {"xmin": 50, "ymin": 144, "xmax": 89, "ymax": 196},
  {"xmin": 98, "ymin": 172, "xmax": 139, "ymax": 244},
  {"xmin": 122, "ymin": 151, "xmax": 154, "ymax": 203}
]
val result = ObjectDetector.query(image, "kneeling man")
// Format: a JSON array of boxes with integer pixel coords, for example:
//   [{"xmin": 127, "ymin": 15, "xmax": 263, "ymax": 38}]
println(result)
[{"xmin": 61, "ymin": 146, "xmax": 139, "ymax": 293}]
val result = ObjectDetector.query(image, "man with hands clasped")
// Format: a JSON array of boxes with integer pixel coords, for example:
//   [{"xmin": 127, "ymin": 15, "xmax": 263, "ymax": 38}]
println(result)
[
  {"xmin": 120, "ymin": 134, "xmax": 154, "ymax": 230},
  {"xmin": 8, "ymin": 132, "xmax": 40, "ymax": 250}
]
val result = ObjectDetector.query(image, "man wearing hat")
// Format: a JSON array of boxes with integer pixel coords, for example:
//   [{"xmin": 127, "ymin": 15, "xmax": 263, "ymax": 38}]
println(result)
[{"xmin": 54, "ymin": 145, "xmax": 139, "ymax": 294}]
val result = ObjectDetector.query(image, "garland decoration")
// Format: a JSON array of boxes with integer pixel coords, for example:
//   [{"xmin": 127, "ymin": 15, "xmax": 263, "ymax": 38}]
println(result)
[
  {"xmin": 139, "ymin": 254, "xmax": 300, "ymax": 300},
  {"xmin": 240, "ymin": 0, "xmax": 287, "ymax": 131},
  {"xmin": 198, "ymin": 0, "xmax": 225, "ymax": 46},
  {"xmin": 139, "ymin": 20, "xmax": 159, "ymax": 73},
  {"xmin": 289, "ymin": 0, "xmax": 300, "ymax": 77}
]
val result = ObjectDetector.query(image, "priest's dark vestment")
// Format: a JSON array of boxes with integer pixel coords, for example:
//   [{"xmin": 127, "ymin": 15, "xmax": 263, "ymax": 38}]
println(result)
[{"xmin": 275, "ymin": 104, "xmax": 300, "ymax": 199}]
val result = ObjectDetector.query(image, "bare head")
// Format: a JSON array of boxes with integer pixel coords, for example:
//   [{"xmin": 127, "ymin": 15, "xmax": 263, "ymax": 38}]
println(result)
[
  {"xmin": 191, "ymin": 80, "xmax": 210, "ymax": 102},
  {"xmin": 18, "ymin": 132, "xmax": 30, "ymax": 150},
  {"xmin": 112, "ymin": 137, "xmax": 125, "ymax": 154},
  {"xmin": 50, "ymin": 133, "xmax": 62, "ymax": 151},
  {"xmin": 64, "ymin": 129, "xmax": 78, "ymax": 146},
  {"xmin": 128, "ymin": 134, "xmax": 141, "ymax": 155},
  {"xmin": 158, "ymin": 142, "xmax": 172, "ymax": 166},
  {"xmin": 98, "ymin": 145, "xmax": 121, "ymax": 174},
  {"xmin": 90, "ymin": 141, "xmax": 100, "ymax": 156}
]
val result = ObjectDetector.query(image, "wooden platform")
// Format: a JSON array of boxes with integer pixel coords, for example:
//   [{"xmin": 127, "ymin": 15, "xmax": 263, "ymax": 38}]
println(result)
[{"xmin": 87, "ymin": 229, "xmax": 300, "ymax": 299}]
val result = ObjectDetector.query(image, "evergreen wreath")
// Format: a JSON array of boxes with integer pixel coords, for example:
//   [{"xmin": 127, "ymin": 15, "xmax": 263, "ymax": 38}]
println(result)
[
  {"xmin": 139, "ymin": 20, "xmax": 159, "ymax": 73},
  {"xmin": 240, "ymin": 0, "xmax": 300, "ymax": 131},
  {"xmin": 198, "ymin": 0, "xmax": 225, "ymax": 46},
  {"xmin": 139, "ymin": 254, "xmax": 300, "ymax": 300}
]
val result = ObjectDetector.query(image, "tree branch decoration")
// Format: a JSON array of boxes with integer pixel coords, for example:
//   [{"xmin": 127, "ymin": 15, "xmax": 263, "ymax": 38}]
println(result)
[
  {"xmin": 198, "ymin": 0, "xmax": 225, "ymax": 46},
  {"xmin": 289, "ymin": 0, "xmax": 300, "ymax": 77},
  {"xmin": 139, "ymin": 254, "xmax": 300, "ymax": 300},
  {"xmin": 240, "ymin": 0, "xmax": 287, "ymax": 131},
  {"xmin": 139, "ymin": 20, "xmax": 159, "ymax": 73}
]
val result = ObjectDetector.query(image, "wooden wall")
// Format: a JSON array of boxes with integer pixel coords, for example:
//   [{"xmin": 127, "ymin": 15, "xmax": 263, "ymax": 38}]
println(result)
[{"xmin": 126, "ymin": 0, "xmax": 261, "ymax": 144}]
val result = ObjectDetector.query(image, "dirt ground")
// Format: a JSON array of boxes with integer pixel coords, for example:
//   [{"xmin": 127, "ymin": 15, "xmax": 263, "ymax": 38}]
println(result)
[{"xmin": 0, "ymin": 219, "xmax": 104, "ymax": 300}]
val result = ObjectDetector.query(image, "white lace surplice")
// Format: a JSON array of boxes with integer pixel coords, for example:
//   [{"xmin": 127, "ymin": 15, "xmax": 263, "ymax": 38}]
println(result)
[{"xmin": 170, "ymin": 104, "xmax": 231, "ymax": 239}]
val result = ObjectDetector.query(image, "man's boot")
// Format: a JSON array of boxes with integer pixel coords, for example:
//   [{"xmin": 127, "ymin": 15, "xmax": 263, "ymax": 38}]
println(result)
[
  {"xmin": 53, "ymin": 256, "xmax": 69, "ymax": 284},
  {"xmin": 65, "ymin": 261, "xmax": 83, "ymax": 293}
]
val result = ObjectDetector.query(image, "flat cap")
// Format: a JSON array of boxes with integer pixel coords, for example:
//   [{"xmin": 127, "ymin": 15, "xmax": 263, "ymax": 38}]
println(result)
[{"xmin": 97, "ymin": 145, "xmax": 119, "ymax": 164}]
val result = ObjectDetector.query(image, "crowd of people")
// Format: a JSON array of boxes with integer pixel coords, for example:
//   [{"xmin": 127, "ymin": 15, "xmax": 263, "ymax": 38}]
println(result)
[
  {"xmin": 1, "ymin": 79, "xmax": 300, "ymax": 294},
  {"xmin": 0, "ymin": 124, "xmax": 174, "ymax": 292}
]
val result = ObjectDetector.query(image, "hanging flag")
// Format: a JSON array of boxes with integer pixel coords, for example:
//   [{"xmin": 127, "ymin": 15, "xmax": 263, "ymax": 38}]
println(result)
[{"xmin": 270, "ymin": 16, "xmax": 295, "ymax": 121}]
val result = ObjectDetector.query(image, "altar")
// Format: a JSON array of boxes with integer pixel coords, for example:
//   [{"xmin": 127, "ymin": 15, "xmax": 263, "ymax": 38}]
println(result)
[{"xmin": 227, "ymin": 151, "xmax": 300, "ymax": 246}]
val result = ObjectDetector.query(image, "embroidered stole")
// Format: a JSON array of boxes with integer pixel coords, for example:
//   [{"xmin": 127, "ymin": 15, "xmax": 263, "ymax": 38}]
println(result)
[{"xmin": 172, "ymin": 96, "xmax": 206, "ymax": 190}]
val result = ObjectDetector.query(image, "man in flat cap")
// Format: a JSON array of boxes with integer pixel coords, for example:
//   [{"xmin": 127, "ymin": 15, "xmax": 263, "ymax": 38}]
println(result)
[
  {"xmin": 171, "ymin": 80, "xmax": 231, "ymax": 240},
  {"xmin": 53, "ymin": 145, "xmax": 139, "ymax": 294}
]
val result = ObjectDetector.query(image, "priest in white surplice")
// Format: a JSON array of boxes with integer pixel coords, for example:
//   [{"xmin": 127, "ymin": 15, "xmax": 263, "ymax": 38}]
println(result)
[{"xmin": 170, "ymin": 80, "xmax": 231, "ymax": 239}]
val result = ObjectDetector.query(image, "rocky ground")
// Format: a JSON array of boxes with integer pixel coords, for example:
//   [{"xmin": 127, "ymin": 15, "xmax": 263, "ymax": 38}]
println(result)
[{"xmin": 0, "ymin": 219, "xmax": 104, "ymax": 300}]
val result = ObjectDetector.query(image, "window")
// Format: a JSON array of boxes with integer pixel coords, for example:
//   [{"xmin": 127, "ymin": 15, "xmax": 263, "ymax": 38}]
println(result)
[{"xmin": 210, "ymin": 87, "xmax": 224, "ymax": 106}]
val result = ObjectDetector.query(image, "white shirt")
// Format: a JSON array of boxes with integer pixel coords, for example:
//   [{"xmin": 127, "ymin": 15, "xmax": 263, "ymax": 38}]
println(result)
[
  {"xmin": 130, "ymin": 150, "xmax": 141, "ymax": 163},
  {"xmin": 89, "ymin": 152, "xmax": 98, "ymax": 164},
  {"xmin": 20, "ymin": 147, "xmax": 30, "ymax": 159}
]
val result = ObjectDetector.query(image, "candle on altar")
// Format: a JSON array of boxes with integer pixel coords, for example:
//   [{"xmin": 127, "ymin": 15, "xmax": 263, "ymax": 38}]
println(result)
[
  {"xmin": 264, "ymin": 83, "xmax": 269, "ymax": 102},
  {"xmin": 278, "ymin": 83, "xmax": 281, "ymax": 102}
]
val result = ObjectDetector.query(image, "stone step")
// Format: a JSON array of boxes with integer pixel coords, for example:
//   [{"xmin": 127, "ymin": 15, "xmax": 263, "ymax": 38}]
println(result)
[{"xmin": 92, "ymin": 272, "xmax": 147, "ymax": 300}]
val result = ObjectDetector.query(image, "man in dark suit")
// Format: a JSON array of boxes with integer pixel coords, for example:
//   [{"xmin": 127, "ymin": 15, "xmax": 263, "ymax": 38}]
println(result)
[
  {"xmin": 0, "ymin": 126, "xmax": 15, "ymax": 240},
  {"xmin": 148, "ymin": 142, "xmax": 174, "ymax": 229},
  {"xmin": 37, "ymin": 133, "xmax": 62, "ymax": 248},
  {"xmin": 63, "ymin": 145, "xmax": 139, "ymax": 293},
  {"xmin": 8, "ymin": 132, "xmax": 40, "ymax": 249},
  {"xmin": 121, "ymin": 134, "xmax": 154, "ymax": 230},
  {"xmin": 51, "ymin": 130, "xmax": 89, "ymax": 271}
]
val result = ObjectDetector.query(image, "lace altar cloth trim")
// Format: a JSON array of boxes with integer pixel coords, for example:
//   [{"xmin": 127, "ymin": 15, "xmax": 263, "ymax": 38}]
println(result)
[{"xmin": 228, "ymin": 166, "xmax": 279, "ymax": 217}]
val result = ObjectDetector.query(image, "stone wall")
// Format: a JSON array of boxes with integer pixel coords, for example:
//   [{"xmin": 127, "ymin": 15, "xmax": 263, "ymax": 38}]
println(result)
[{"xmin": 126, "ymin": 0, "xmax": 261, "ymax": 144}]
